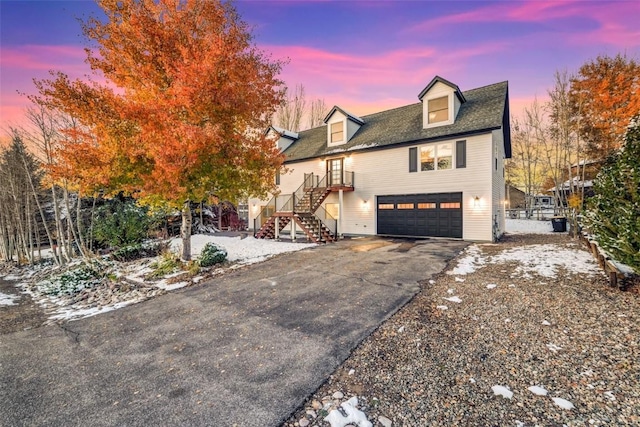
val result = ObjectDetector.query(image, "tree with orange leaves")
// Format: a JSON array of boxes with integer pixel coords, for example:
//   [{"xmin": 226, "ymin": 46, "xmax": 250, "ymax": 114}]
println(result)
[
  {"xmin": 33, "ymin": 0, "xmax": 285, "ymax": 260},
  {"xmin": 569, "ymin": 54, "xmax": 640, "ymax": 161}
]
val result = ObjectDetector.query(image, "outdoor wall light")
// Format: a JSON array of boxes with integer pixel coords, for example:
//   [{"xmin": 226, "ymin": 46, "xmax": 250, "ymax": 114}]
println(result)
[{"xmin": 473, "ymin": 196, "xmax": 480, "ymax": 209}]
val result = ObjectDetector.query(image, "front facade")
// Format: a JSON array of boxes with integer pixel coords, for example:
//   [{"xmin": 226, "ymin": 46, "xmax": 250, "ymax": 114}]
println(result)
[{"xmin": 250, "ymin": 76, "xmax": 511, "ymax": 242}]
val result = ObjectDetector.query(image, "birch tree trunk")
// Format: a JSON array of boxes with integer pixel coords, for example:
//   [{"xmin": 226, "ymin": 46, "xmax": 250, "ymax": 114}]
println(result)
[{"xmin": 181, "ymin": 201, "xmax": 192, "ymax": 261}]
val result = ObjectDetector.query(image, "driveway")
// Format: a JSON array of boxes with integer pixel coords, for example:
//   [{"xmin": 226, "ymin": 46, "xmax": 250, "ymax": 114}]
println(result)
[{"xmin": 0, "ymin": 237, "xmax": 467, "ymax": 427}]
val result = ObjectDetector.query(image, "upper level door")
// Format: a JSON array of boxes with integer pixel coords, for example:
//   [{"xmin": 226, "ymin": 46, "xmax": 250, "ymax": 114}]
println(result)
[{"xmin": 327, "ymin": 158, "xmax": 343, "ymax": 186}]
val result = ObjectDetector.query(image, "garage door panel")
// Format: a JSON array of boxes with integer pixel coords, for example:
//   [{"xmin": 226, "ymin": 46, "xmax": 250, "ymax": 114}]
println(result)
[{"xmin": 377, "ymin": 192, "xmax": 462, "ymax": 238}]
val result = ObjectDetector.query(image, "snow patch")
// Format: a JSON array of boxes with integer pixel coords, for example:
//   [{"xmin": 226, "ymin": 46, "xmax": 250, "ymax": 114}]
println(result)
[
  {"xmin": 542, "ymin": 320, "xmax": 551, "ymax": 326},
  {"xmin": 486, "ymin": 284, "xmax": 497, "ymax": 289},
  {"xmin": 155, "ymin": 281, "xmax": 189, "ymax": 291},
  {"xmin": 506, "ymin": 218, "xmax": 554, "ymax": 234},
  {"xmin": 171, "ymin": 234, "xmax": 316, "ymax": 265},
  {"xmin": 546, "ymin": 343, "xmax": 562, "ymax": 353},
  {"xmin": 490, "ymin": 244, "xmax": 601, "ymax": 278},
  {"xmin": 552, "ymin": 397, "xmax": 575, "ymax": 410},
  {"xmin": 0, "ymin": 292, "xmax": 20, "ymax": 306},
  {"xmin": 49, "ymin": 300, "xmax": 141, "ymax": 322},
  {"xmin": 528, "ymin": 385, "xmax": 548, "ymax": 396},
  {"xmin": 448, "ymin": 245, "xmax": 485, "ymax": 275},
  {"xmin": 324, "ymin": 396, "xmax": 372, "ymax": 427},
  {"xmin": 436, "ymin": 305, "xmax": 448, "ymax": 310},
  {"xmin": 443, "ymin": 296, "xmax": 462, "ymax": 303},
  {"xmin": 491, "ymin": 385, "xmax": 513, "ymax": 399}
]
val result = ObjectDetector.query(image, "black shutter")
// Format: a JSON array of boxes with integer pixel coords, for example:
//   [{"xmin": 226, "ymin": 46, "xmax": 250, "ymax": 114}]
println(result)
[
  {"xmin": 456, "ymin": 140, "xmax": 466, "ymax": 168},
  {"xmin": 409, "ymin": 147, "xmax": 417, "ymax": 172}
]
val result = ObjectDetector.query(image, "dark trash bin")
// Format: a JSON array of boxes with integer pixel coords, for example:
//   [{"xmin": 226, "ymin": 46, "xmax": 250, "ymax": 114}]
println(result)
[{"xmin": 551, "ymin": 216, "xmax": 567, "ymax": 232}]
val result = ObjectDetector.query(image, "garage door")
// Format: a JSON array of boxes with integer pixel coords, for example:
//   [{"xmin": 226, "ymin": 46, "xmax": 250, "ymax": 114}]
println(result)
[{"xmin": 377, "ymin": 192, "xmax": 462, "ymax": 238}]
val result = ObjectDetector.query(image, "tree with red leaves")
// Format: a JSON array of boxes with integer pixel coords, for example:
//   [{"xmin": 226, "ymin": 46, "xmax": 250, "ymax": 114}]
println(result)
[
  {"xmin": 33, "ymin": 0, "xmax": 286, "ymax": 260},
  {"xmin": 570, "ymin": 54, "xmax": 640, "ymax": 160}
]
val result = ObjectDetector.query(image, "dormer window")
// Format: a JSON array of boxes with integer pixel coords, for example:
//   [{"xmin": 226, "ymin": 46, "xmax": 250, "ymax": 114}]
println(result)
[
  {"xmin": 418, "ymin": 76, "xmax": 466, "ymax": 129},
  {"xmin": 428, "ymin": 96, "xmax": 449, "ymax": 124},
  {"xmin": 324, "ymin": 105, "xmax": 364, "ymax": 147},
  {"xmin": 331, "ymin": 122, "xmax": 344, "ymax": 143}
]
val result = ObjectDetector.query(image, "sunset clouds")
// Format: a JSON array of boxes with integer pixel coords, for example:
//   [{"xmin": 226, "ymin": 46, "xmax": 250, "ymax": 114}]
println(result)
[{"xmin": 1, "ymin": 0, "xmax": 638, "ymax": 128}]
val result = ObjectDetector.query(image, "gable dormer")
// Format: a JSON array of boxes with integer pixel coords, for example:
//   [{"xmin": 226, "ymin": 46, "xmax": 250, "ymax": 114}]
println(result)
[
  {"xmin": 323, "ymin": 106, "xmax": 364, "ymax": 147},
  {"xmin": 418, "ymin": 76, "xmax": 466, "ymax": 129},
  {"xmin": 266, "ymin": 125, "xmax": 299, "ymax": 152}
]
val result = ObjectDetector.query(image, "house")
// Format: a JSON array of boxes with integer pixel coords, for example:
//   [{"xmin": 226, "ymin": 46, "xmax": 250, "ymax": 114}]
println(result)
[
  {"xmin": 250, "ymin": 76, "xmax": 511, "ymax": 242},
  {"xmin": 547, "ymin": 159, "xmax": 600, "ymax": 205}
]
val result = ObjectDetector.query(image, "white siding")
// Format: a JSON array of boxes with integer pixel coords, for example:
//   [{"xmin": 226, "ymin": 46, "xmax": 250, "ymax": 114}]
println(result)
[
  {"xmin": 347, "ymin": 119, "xmax": 361, "ymax": 141},
  {"xmin": 250, "ymin": 133, "xmax": 496, "ymax": 241}
]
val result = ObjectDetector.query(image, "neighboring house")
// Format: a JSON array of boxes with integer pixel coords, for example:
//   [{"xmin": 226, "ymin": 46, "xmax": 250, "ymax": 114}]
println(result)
[
  {"xmin": 250, "ymin": 76, "xmax": 511, "ymax": 242},
  {"xmin": 547, "ymin": 159, "xmax": 600, "ymax": 204}
]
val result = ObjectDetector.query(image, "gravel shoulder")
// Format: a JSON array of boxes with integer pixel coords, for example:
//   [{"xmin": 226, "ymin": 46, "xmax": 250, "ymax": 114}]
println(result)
[{"xmin": 285, "ymin": 234, "xmax": 640, "ymax": 427}]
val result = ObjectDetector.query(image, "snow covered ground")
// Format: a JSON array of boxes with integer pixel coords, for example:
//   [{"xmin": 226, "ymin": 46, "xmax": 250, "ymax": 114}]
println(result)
[
  {"xmin": 0, "ymin": 292, "xmax": 20, "ymax": 306},
  {"xmin": 448, "ymin": 242, "xmax": 600, "ymax": 279},
  {"xmin": 3, "ymin": 234, "xmax": 316, "ymax": 323},
  {"xmin": 170, "ymin": 234, "xmax": 316, "ymax": 264},
  {"xmin": 505, "ymin": 218, "xmax": 556, "ymax": 234}
]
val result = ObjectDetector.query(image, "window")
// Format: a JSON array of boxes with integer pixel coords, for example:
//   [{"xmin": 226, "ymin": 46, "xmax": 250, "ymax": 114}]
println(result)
[
  {"xmin": 331, "ymin": 122, "xmax": 343, "ymax": 143},
  {"xmin": 417, "ymin": 203, "xmax": 436, "ymax": 209},
  {"xmin": 275, "ymin": 172, "xmax": 280, "ymax": 185},
  {"xmin": 420, "ymin": 146, "xmax": 435, "ymax": 171},
  {"xmin": 421, "ymin": 143, "xmax": 452, "ymax": 171},
  {"xmin": 325, "ymin": 203, "xmax": 339, "ymax": 219},
  {"xmin": 398, "ymin": 203, "xmax": 414, "ymax": 209},
  {"xmin": 441, "ymin": 202, "xmax": 461, "ymax": 209},
  {"xmin": 428, "ymin": 96, "xmax": 448, "ymax": 124},
  {"xmin": 378, "ymin": 203, "xmax": 394, "ymax": 210},
  {"xmin": 437, "ymin": 143, "xmax": 452, "ymax": 170}
]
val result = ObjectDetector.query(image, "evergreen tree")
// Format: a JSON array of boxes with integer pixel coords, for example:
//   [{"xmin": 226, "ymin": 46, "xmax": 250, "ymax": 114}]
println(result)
[{"xmin": 585, "ymin": 115, "xmax": 640, "ymax": 272}]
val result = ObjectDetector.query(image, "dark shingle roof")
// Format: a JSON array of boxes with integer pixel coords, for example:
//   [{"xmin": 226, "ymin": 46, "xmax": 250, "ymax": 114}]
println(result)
[{"xmin": 283, "ymin": 81, "xmax": 510, "ymax": 163}]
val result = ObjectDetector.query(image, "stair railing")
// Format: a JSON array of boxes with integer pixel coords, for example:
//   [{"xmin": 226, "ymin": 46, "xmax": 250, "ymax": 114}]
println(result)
[
  {"xmin": 280, "ymin": 172, "xmax": 319, "ymax": 214},
  {"xmin": 313, "ymin": 205, "xmax": 338, "ymax": 240},
  {"xmin": 253, "ymin": 195, "xmax": 277, "ymax": 235}
]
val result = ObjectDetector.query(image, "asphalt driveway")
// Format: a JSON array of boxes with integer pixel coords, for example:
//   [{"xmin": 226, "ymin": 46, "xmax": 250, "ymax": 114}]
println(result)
[{"xmin": 0, "ymin": 237, "xmax": 467, "ymax": 427}]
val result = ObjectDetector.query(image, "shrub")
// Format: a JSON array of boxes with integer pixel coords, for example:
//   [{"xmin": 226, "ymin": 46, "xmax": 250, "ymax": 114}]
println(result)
[
  {"xmin": 37, "ymin": 262, "xmax": 107, "ymax": 296},
  {"xmin": 93, "ymin": 198, "xmax": 152, "ymax": 248},
  {"xmin": 111, "ymin": 241, "xmax": 168, "ymax": 262},
  {"xmin": 585, "ymin": 115, "xmax": 640, "ymax": 273},
  {"xmin": 198, "ymin": 243, "xmax": 227, "ymax": 267},
  {"xmin": 147, "ymin": 251, "xmax": 181, "ymax": 279}
]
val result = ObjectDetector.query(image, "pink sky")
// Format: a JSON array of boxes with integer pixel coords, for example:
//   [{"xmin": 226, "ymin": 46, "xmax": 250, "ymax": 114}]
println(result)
[{"xmin": 1, "ymin": 0, "xmax": 638, "ymax": 131}]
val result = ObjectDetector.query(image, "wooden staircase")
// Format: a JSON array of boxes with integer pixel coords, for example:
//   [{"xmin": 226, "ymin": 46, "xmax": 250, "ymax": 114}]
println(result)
[
  {"xmin": 255, "ymin": 178, "xmax": 336, "ymax": 243},
  {"xmin": 255, "ymin": 213, "xmax": 335, "ymax": 243}
]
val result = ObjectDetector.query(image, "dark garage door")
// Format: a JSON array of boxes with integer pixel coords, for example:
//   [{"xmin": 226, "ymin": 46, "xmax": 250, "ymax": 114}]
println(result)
[{"xmin": 377, "ymin": 192, "xmax": 462, "ymax": 238}]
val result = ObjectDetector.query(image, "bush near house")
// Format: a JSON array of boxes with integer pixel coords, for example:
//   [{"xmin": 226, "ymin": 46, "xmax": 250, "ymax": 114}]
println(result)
[
  {"xmin": 585, "ymin": 115, "xmax": 640, "ymax": 273},
  {"xmin": 198, "ymin": 243, "xmax": 227, "ymax": 267}
]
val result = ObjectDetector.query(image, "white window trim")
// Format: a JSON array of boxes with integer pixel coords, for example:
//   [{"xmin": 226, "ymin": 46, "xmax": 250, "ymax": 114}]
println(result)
[
  {"xmin": 328, "ymin": 120, "xmax": 346, "ymax": 146},
  {"xmin": 424, "ymin": 94, "xmax": 454, "ymax": 129}
]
